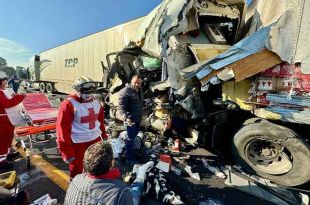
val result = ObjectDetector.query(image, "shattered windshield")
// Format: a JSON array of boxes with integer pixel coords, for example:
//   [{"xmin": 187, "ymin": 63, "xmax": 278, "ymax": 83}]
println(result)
[{"xmin": 139, "ymin": 55, "xmax": 162, "ymax": 71}]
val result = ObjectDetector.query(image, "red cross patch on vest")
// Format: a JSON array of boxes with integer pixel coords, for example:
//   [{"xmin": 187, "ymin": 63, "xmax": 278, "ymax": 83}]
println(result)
[{"xmin": 80, "ymin": 108, "xmax": 99, "ymax": 129}]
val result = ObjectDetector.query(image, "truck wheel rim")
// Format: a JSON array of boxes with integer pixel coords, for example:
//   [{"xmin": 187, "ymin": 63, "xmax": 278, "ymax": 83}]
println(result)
[{"xmin": 245, "ymin": 139, "xmax": 293, "ymax": 175}]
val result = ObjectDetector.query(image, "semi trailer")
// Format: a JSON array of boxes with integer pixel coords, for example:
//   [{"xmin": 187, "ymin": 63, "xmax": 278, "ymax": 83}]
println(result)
[{"xmin": 28, "ymin": 17, "xmax": 144, "ymax": 94}]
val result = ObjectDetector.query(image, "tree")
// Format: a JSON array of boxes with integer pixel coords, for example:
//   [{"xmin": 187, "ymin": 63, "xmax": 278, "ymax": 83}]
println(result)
[
  {"xmin": 0, "ymin": 57, "xmax": 7, "ymax": 69},
  {"xmin": 0, "ymin": 67, "xmax": 16, "ymax": 77},
  {"xmin": 0, "ymin": 57, "xmax": 16, "ymax": 77}
]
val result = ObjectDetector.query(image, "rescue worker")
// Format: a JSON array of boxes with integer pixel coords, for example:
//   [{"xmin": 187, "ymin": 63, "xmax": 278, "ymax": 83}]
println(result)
[
  {"xmin": 56, "ymin": 76, "xmax": 108, "ymax": 179},
  {"xmin": 64, "ymin": 141, "xmax": 154, "ymax": 205},
  {"xmin": 118, "ymin": 75, "xmax": 143, "ymax": 165},
  {"xmin": 0, "ymin": 72, "xmax": 25, "ymax": 169},
  {"xmin": 8, "ymin": 75, "xmax": 20, "ymax": 94}
]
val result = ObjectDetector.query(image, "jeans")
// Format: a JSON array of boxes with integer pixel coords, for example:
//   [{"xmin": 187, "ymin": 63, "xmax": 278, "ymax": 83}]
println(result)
[
  {"xmin": 125, "ymin": 122, "xmax": 140, "ymax": 161},
  {"xmin": 131, "ymin": 181, "xmax": 143, "ymax": 205},
  {"xmin": 12, "ymin": 86, "xmax": 19, "ymax": 94}
]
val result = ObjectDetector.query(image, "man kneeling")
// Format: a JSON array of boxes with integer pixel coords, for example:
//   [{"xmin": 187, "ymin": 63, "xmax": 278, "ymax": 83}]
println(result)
[{"xmin": 64, "ymin": 141, "xmax": 153, "ymax": 205}]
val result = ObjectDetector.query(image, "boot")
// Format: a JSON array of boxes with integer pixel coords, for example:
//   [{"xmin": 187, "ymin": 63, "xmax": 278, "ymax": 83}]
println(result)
[
  {"xmin": 0, "ymin": 160, "xmax": 14, "ymax": 170},
  {"xmin": 6, "ymin": 151, "xmax": 20, "ymax": 161}
]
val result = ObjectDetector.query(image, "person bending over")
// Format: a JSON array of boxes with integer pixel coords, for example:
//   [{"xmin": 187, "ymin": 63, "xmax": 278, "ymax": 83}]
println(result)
[{"xmin": 64, "ymin": 141, "xmax": 154, "ymax": 205}]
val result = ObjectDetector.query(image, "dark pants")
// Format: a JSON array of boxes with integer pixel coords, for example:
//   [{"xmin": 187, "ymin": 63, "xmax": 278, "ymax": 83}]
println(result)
[
  {"xmin": 0, "ymin": 117, "xmax": 14, "ymax": 157},
  {"xmin": 12, "ymin": 86, "xmax": 19, "ymax": 94},
  {"xmin": 125, "ymin": 122, "xmax": 140, "ymax": 161}
]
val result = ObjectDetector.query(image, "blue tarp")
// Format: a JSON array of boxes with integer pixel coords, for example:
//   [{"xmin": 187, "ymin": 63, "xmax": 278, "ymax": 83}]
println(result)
[
  {"xmin": 266, "ymin": 93, "xmax": 310, "ymax": 107},
  {"xmin": 266, "ymin": 107, "xmax": 310, "ymax": 125}
]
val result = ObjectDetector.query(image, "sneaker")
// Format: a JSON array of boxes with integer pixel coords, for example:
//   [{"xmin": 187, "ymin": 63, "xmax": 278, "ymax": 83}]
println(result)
[
  {"xmin": 0, "ymin": 160, "xmax": 14, "ymax": 170},
  {"xmin": 6, "ymin": 151, "xmax": 20, "ymax": 161}
]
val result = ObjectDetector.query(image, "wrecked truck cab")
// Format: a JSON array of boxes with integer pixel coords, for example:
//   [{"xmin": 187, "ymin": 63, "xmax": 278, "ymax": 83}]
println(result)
[
  {"xmin": 181, "ymin": 16, "xmax": 310, "ymax": 186},
  {"xmin": 104, "ymin": 46, "xmax": 167, "ymax": 131},
  {"xmin": 105, "ymin": 46, "xmax": 162, "ymax": 93},
  {"xmin": 104, "ymin": 0, "xmax": 310, "ymax": 186}
]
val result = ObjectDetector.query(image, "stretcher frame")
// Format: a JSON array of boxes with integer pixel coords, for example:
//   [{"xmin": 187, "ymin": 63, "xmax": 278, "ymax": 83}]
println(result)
[{"xmin": 14, "ymin": 93, "xmax": 58, "ymax": 169}]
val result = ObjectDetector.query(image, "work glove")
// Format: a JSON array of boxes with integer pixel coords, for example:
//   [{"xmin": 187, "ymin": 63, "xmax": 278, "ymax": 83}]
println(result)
[
  {"xmin": 64, "ymin": 157, "xmax": 75, "ymax": 164},
  {"xmin": 0, "ymin": 186, "xmax": 12, "ymax": 198},
  {"xmin": 133, "ymin": 161, "xmax": 154, "ymax": 182}
]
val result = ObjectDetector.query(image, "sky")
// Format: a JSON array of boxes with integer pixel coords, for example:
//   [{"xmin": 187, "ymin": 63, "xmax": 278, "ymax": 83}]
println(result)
[{"xmin": 0, "ymin": 0, "xmax": 161, "ymax": 67}]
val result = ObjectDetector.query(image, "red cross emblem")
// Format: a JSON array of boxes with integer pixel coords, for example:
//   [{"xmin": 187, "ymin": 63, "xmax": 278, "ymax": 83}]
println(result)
[{"xmin": 81, "ymin": 108, "xmax": 99, "ymax": 129}]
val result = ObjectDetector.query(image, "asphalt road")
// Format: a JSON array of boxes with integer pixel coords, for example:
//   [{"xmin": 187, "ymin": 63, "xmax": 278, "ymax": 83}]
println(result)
[{"xmin": 12, "ymin": 142, "xmax": 274, "ymax": 205}]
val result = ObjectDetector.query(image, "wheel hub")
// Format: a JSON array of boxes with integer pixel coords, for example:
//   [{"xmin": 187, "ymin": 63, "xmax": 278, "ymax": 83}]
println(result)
[
  {"xmin": 246, "ymin": 139, "xmax": 293, "ymax": 175},
  {"xmin": 261, "ymin": 148, "xmax": 272, "ymax": 157}
]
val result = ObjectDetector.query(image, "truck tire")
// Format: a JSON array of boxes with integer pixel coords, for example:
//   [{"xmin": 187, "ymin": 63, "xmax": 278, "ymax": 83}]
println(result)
[
  {"xmin": 39, "ymin": 82, "xmax": 46, "ymax": 93},
  {"xmin": 232, "ymin": 120, "xmax": 310, "ymax": 186},
  {"xmin": 46, "ymin": 83, "xmax": 55, "ymax": 93}
]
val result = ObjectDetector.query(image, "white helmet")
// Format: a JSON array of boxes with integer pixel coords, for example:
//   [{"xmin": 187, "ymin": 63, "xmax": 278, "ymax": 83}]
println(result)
[
  {"xmin": 72, "ymin": 76, "xmax": 97, "ymax": 94},
  {"xmin": 0, "ymin": 71, "xmax": 8, "ymax": 80}
]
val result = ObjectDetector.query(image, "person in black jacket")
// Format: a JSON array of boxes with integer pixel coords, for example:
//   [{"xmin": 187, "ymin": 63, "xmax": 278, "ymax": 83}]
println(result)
[
  {"xmin": 118, "ymin": 75, "xmax": 143, "ymax": 164},
  {"xmin": 7, "ymin": 75, "xmax": 20, "ymax": 94}
]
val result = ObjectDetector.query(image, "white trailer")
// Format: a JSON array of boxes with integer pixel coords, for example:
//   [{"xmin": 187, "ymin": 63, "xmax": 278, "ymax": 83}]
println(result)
[{"xmin": 29, "ymin": 17, "xmax": 143, "ymax": 94}]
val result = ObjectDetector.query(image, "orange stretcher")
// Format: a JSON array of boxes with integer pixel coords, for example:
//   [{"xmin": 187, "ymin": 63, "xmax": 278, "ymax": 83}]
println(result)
[
  {"xmin": 14, "ymin": 93, "xmax": 59, "ymax": 168},
  {"xmin": 15, "ymin": 124, "xmax": 56, "ymax": 137}
]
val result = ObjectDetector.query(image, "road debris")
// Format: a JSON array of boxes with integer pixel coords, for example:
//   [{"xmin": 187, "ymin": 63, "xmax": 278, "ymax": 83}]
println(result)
[{"xmin": 202, "ymin": 158, "xmax": 226, "ymax": 179}]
